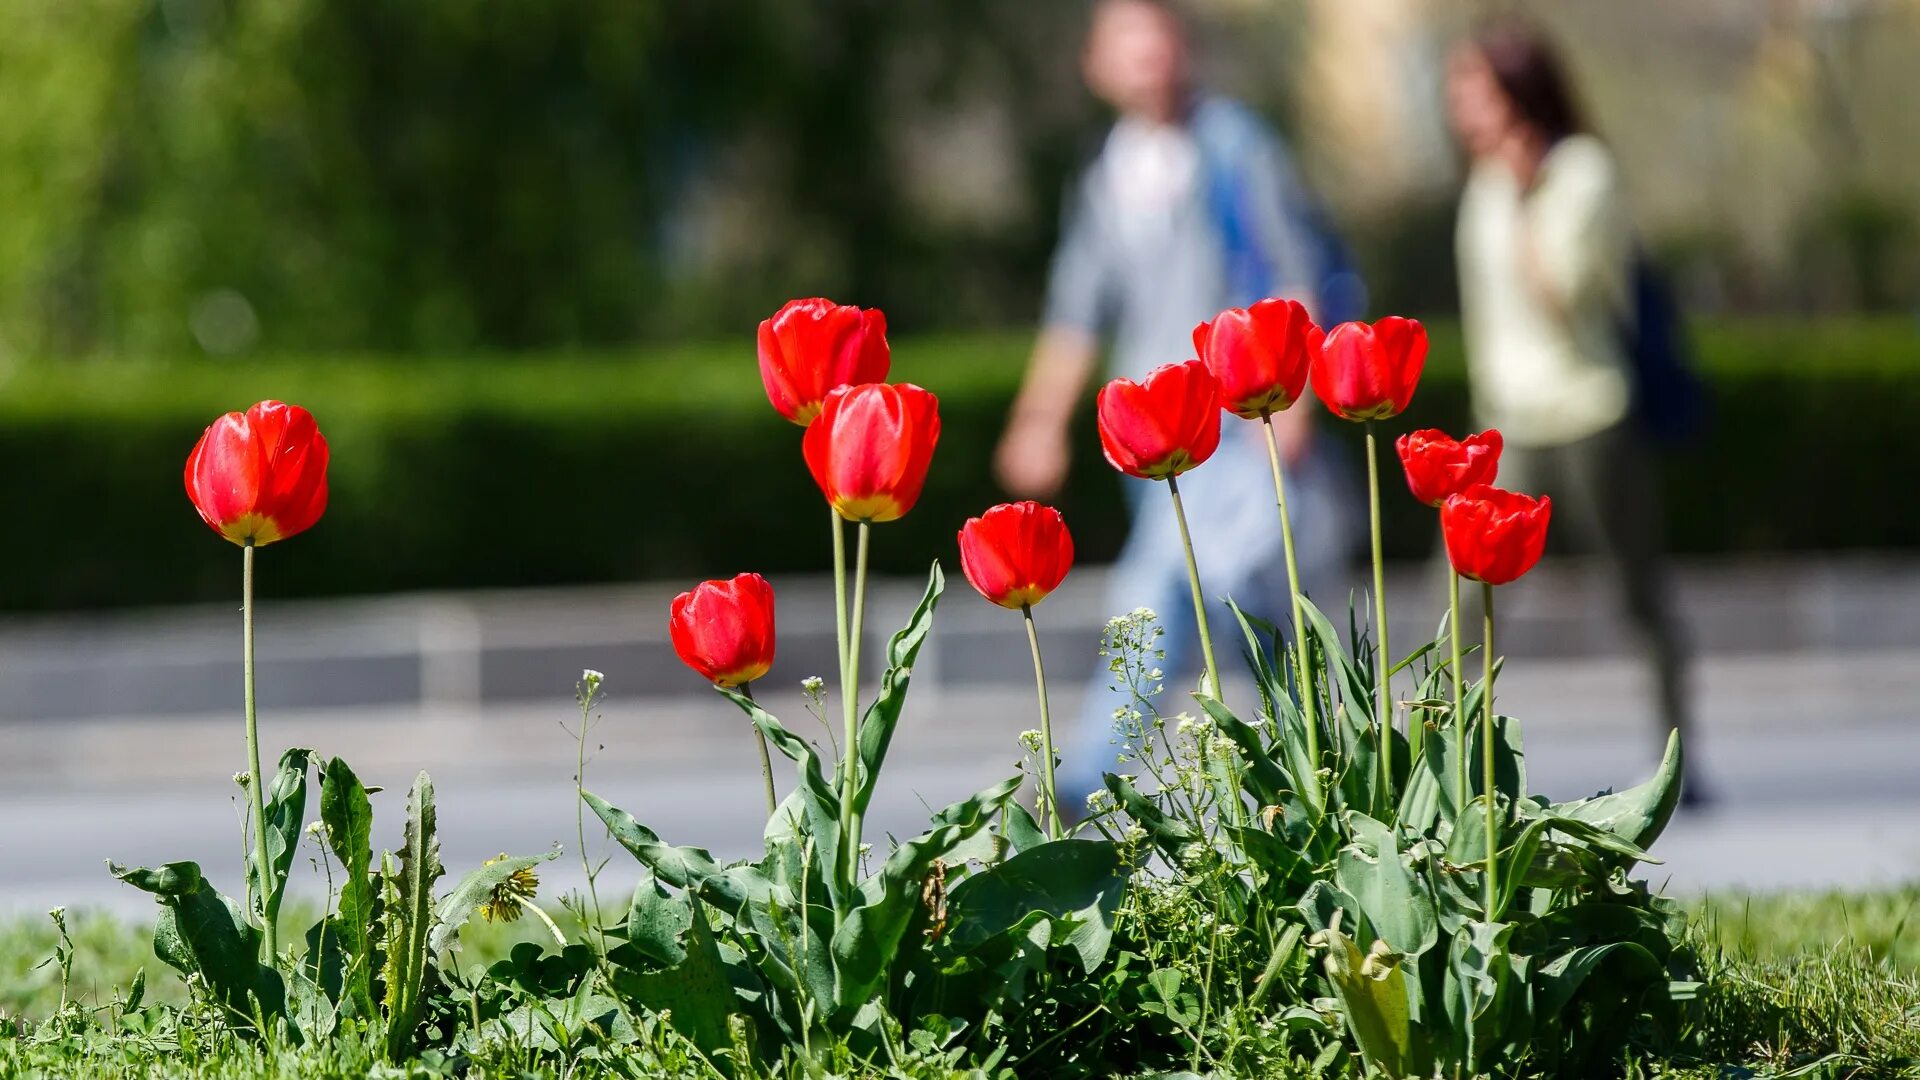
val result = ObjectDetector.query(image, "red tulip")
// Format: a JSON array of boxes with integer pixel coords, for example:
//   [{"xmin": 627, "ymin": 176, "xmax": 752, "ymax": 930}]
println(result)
[
  {"xmin": 1397, "ymin": 428, "xmax": 1504, "ymax": 508},
  {"xmin": 1096, "ymin": 361, "xmax": 1222, "ymax": 480},
  {"xmin": 1192, "ymin": 298, "xmax": 1321, "ymax": 419},
  {"xmin": 757, "ymin": 298, "xmax": 891, "ymax": 426},
  {"xmin": 670, "ymin": 573, "xmax": 777, "ymax": 688},
  {"xmin": 184, "ymin": 400, "xmax": 330, "ymax": 547},
  {"xmin": 1311, "ymin": 316, "xmax": 1428, "ymax": 422},
  {"xmin": 803, "ymin": 383, "xmax": 941, "ymax": 522},
  {"xmin": 1441, "ymin": 485, "xmax": 1552, "ymax": 586},
  {"xmin": 958, "ymin": 502, "xmax": 1075, "ymax": 610}
]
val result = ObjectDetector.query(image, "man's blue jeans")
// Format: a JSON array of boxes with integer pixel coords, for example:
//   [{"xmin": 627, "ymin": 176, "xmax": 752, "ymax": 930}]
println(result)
[{"xmin": 1056, "ymin": 426, "xmax": 1358, "ymax": 806}]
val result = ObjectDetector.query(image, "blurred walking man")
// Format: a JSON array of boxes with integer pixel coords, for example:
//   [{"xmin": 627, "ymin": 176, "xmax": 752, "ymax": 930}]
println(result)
[{"xmin": 995, "ymin": 0, "xmax": 1357, "ymax": 808}]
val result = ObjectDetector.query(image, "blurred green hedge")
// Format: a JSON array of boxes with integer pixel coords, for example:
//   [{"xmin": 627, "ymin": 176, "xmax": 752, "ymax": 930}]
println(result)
[{"xmin": 1, "ymin": 318, "xmax": 1915, "ymax": 611}]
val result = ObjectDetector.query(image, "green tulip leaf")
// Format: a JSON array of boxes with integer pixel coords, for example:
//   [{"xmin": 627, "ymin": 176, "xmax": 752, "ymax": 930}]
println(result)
[
  {"xmin": 850, "ymin": 560, "xmax": 944, "ymax": 820},
  {"xmin": 247, "ymin": 747, "xmax": 312, "ymax": 934},
  {"xmin": 1551, "ymin": 729, "xmax": 1684, "ymax": 853},
  {"xmin": 1311, "ymin": 915, "xmax": 1427, "ymax": 1079},
  {"xmin": 611, "ymin": 894, "xmax": 738, "ymax": 1056},
  {"xmin": 722, "ymin": 686, "xmax": 844, "ymax": 909},
  {"xmin": 944, "ymin": 838, "xmax": 1128, "ymax": 972},
  {"xmin": 1334, "ymin": 812, "xmax": 1438, "ymax": 958},
  {"xmin": 1195, "ymin": 696, "xmax": 1290, "ymax": 808},
  {"xmin": 618, "ymin": 871, "xmax": 694, "ymax": 969},
  {"xmin": 999, "ymin": 800, "xmax": 1047, "ymax": 855},
  {"xmin": 830, "ymin": 774, "xmax": 1018, "ymax": 1017},
  {"xmin": 110, "ymin": 860, "xmax": 290, "ymax": 1035},
  {"xmin": 584, "ymin": 790, "xmax": 776, "ymax": 919}
]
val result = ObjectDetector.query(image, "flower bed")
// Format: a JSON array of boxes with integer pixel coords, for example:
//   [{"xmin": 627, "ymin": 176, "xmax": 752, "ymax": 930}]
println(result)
[{"xmin": 1, "ymin": 295, "xmax": 1815, "ymax": 1080}]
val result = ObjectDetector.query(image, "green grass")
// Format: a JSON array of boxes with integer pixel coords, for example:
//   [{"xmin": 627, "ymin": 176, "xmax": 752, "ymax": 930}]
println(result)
[
  {"xmin": 4, "ymin": 890, "xmax": 1917, "ymax": 1078},
  {"xmin": 1663, "ymin": 890, "xmax": 1920, "ymax": 1079}
]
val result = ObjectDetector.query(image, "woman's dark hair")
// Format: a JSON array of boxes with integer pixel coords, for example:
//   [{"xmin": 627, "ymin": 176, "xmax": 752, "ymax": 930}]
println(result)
[{"xmin": 1472, "ymin": 17, "xmax": 1584, "ymax": 143}]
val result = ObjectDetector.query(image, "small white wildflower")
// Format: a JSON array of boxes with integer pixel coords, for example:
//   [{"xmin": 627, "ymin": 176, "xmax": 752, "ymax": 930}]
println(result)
[
  {"xmin": 1123, "ymin": 823, "xmax": 1147, "ymax": 844},
  {"xmin": 581, "ymin": 668, "xmax": 604, "ymax": 685},
  {"xmin": 1017, "ymin": 729, "xmax": 1044, "ymax": 754},
  {"xmin": 304, "ymin": 820, "xmax": 325, "ymax": 837},
  {"xmin": 1085, "ymin": 790, "xmax": 1117, "ymax": 815},
  {"xmin": 233, "ymin": 772, "xmax": 251, "ymax": 787},
  {"xmin": 801, "ymin": 675, "xmax": 824, "ymax": 695}
]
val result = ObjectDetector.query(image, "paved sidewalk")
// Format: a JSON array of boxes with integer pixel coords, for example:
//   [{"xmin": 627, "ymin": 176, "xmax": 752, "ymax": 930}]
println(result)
[{"xmin": 2, "ymin": 555, "xmax": 1917, "ymax": 915}]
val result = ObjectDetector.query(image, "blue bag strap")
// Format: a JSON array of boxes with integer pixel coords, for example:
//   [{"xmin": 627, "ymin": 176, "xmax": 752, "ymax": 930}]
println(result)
[{"xmin": 1194, "ymin": 103, "xmax": 1274, "ymax": 308}]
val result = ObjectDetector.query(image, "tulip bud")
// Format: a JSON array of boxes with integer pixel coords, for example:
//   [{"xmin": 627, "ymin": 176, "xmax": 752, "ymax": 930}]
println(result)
[
  {"xmin": 1192, "ymin": 298, "xmax": 1321, "ymax": 419},
  {"xmin": 1396, "ymin": 428, "xmax": 1504, "ymax": 508},
  {"xmin": 757, "ymin": 298, "xmax": 890, "ymax": 426},
  {"xmin": 803, "ymin": 382, "xmax": 941, "ymax": 522},
  {"xmin": 1441, "ymin": 484, "xmax": 1552, "ymax": 586},
  {"xmin": 669, "ymin": 573, "xmax": 777, "ymax": 688},
  {"xmin": 1311, "ymin": 316, "xmax": 1428, "ymax": 422},
  {"xmin": 958, "ymin": 501, "xmax": 1075, "ymax": 610},
  {"xmin": 1096, "ymin": 361, "xmax": 1223, "ymax": 480},
  {"xmin": 184, "ymin": 400, "xmax": 330, "ymax": 547}
]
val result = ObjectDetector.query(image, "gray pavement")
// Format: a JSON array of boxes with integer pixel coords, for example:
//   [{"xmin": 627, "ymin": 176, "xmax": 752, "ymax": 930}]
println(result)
[{"xmin": 2, "ymin": 554, "xmax": 1918, "ymax": 917}]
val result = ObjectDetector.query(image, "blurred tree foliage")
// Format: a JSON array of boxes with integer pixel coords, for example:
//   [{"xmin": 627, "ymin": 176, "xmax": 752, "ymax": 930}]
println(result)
[{"xmin": 0, "ymin": 0, "xmax": 1093, "ymax": 356}]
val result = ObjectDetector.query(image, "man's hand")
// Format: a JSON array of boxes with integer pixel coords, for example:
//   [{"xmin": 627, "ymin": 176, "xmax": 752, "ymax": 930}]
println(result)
[
  {"xmin": 996, "ymin": 325, "xmax": 1100, "ymax": 500},
  {"xmin": 995, "ymin": 413, "xmax": 1073, "ymax": 499}
]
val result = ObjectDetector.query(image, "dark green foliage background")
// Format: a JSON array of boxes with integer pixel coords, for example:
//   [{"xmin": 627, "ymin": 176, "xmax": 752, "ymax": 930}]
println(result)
[
  {"xmin": 0, "ymin": 319, "xmax": 1911, "ymax": 611},
  {"xmin": 0, "ymin": 0, "xmax": 1095, "ymax": 356}
]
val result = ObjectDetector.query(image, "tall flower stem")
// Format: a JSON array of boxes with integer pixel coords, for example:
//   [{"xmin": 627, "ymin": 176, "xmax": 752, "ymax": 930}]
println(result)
[
  {"xmin": 1261, "ymin": 413, "xmax": 1318, "ymax": 787},
  {"xmin": 1451, "ymin": 571, "xmax": 1468, "ymax": 812},
  {"xmin": 840, "ymin": 520, "xmax": 873, "ymax": 881},
  {"xmin": 831, "ymin": 507, "xmax": 851, "ymax": 749},
  {"xmin": 1022, "ymin": 604, "xmax": 1062, "ymax": 839},
  {"xmin": 1481, "ymin": 581, "xmax": 1498, "ymax": 914},
  {"xmin": 743, "ymin": 682, "xmax": 777, "ymax": 818},
  {"xmin": 830, "ymin": 509, "xmax": 854, "ymax": 888},
  {"xmin": 1365, "ymin": 422, "xmax": 1392, "ymax": 794},
  {"xmin": 242, "ymin": 540, "xmax": 275, "ymax": 963},
  {"xmin": 1165, "ymin": 474, "xmax": 1222, "ymax": 700},
  {"xmin": 574, "ymin": 679, "xmax": 605, "ymax": 945}
]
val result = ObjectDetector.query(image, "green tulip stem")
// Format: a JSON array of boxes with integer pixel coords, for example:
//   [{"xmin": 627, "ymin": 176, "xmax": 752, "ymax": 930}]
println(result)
[
  {"xmin": 1451, "ymin": 570, "xmax": 1468, "ymax": 813},
  {"xmin": 241, "ymin": 540, "xmax": 275, "ymax": 964},
  {"xmin": 842, "ymin": 519, "xmax": 873, "ymax": 878},
  {"xmin": 1366, "ymin": 422, "xmax": 1392, "ymax": 792},
  {"xmin": 830, "ymin": 508, "xmax": 855, "ymax": 887},
  {"xmin": 831, "ymin": 506, "xmax": 851, "ymax": 748},
  {"xmin": 1481, "ymin": 581, "xmax": 1499, "ymax": 915},
  {"xmin": 1165, "ymin": 474, "xmax": 1222, "ymax": 701},
  {"xmin": 1022, "ymin": 603, "xmax": 1062, "ymax": 840},
  {"xmin": 1261, "ymin": 412, "xmax": 1319, "ymax": 789},
  {"xmin": 742, "ymin": 682, "xmax": 777, "ymax": 819}
]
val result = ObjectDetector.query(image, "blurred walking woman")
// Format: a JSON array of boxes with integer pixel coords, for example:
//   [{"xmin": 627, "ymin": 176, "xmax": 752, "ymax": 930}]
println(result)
[{"xmin": 1447, "ymin": 20, "xmax": 1698, "ymax": 798}]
